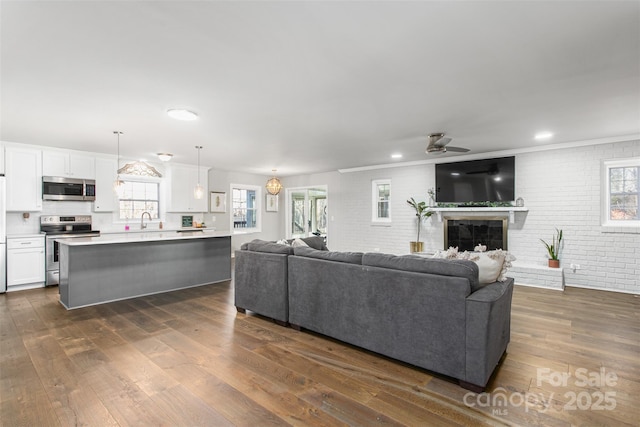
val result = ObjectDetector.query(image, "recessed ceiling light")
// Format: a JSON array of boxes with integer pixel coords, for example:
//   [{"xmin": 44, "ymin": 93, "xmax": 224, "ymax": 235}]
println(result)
[
  {"xmin": 534, "ymin": 131, "xmax": 553, "ymax": 140},
  {"xmin": 451, "ymin": 172, "xmax": 460, "ymax": 176},
  {"xmin": 391, "ymin": 153, "xmax": 403, "ymax": 159},
  {"xmin": 167, "ymin": 109, "xmax": 198, "ymax": 121},
  {"xmin": 157, "ymin": 153, "xmax": 173, "ymax": 162}
]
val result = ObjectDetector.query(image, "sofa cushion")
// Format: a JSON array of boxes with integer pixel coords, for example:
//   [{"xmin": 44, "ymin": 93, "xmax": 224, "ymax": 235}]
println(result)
[
  {"xmin": 362, "ymin": 253, "xmax": 481, "ymax": 292},
  {"xmin": 247, "ymin": 240, "xmax": 294, "ymax": 255},
  {"xmin": 293, "ymin": 246, "xmax": 363, "ymax": 264}
]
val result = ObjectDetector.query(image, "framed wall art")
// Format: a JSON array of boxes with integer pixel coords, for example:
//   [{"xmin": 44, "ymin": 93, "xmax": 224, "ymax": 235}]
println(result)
[
  {"xmin": 209, "ymin": 191, "xmax": 227, "ymax": 213},
  {"xmin": 266, "ymin": 194, "xmax": 279, "ymax": 212}
]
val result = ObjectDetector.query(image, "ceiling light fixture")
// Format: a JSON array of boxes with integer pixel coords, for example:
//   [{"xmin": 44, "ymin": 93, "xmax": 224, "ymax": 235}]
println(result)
[
  {"xmin": 194, "ymin": 146, "xmax": 204, "ymax": 199},
  {"xmin": 391, "ymin": 153, "xmax": 403, "ymax": 159},
  {"xmin": 167, "ymin": 109, "xmax": 198, "ymax": 121},
  {"xmin": 157, "ymin": 153, "xmax": 173, "ymax": 162},
  {"xmin": 113, "ymin": 131, "xmax": 125, "ymax": 196},
  {"xmin": 266, "ymin": 169, "xmax": 283, "ymax": 195},
  {"xmin": 534, "ymin": 131, "xmax": 553, "ymax": 140}
]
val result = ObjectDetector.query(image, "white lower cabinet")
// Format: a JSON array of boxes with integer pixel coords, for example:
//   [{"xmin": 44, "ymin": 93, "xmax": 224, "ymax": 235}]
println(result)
[{"xmin": 7, "ymin": 236, "xmax": 45, "ymax": 291}]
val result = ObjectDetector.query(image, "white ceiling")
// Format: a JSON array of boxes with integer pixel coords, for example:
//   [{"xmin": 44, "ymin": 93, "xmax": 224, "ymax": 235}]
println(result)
[{"xmin": 2, "ymin": 1, "xmax": 639, "ymax": 175}]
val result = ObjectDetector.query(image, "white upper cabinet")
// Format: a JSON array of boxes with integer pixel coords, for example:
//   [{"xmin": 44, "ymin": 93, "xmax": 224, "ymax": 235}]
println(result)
[
  {"xmin": 93, "ymin": 157, "xmax": 117, "ymax": 212},
  {"xmin": 42, "ymin": 150, "xmax": 95, "ymax": 179},
  {"xmin": 166, "ymin": 164, "xmax": 208, "ymax": 212},
  {"xmin": 6, "ymin": 146, "xmax": 43, "ymax": 211}
]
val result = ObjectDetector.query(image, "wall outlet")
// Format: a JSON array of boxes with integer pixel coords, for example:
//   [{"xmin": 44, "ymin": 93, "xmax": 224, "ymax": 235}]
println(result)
[{"xmin": 569, "ymin": 263, "xmax": 581, "ymax": 272}]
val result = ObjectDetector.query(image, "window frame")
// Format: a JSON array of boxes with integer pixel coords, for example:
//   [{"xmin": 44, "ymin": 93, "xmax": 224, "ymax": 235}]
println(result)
[
  {"xmin": 602, "ymin": 157, "xmax": 640, "ymax": 228},
  {"xmin": 116, "ymin": 177, "xmax": 161, "ymax": 222},
  {"xmin": 230, "ymin": 183, "xmax": 262, "ymax": 234},
  {"xmin": 371, "ymin": 179, "xmax": 391, "ymax": 223}
]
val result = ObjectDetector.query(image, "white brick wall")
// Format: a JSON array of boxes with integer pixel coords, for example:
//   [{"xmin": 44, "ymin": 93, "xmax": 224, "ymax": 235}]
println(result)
[{"xmin": 305, "ymin": 139, "xmax": 639, "ymax": 294}]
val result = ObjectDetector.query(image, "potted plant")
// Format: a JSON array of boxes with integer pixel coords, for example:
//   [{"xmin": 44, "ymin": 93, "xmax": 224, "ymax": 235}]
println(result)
[
  {"xmin": 407, "ymin": 197, "xmax": 434, "ymax": 253},
  {"xmin": 541, "ymin": 228, "xmax": 563, "ymax": 268}
]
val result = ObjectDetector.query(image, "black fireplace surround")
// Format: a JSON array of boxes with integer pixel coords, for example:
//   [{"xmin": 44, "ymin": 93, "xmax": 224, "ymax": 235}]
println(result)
[{"xmin": 444, "ymin": 217, "xmax": 508, "ymax": 251}]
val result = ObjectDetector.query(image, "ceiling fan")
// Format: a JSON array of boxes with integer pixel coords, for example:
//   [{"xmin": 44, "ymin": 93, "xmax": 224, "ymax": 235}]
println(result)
[{"xmin": 425, "ymin": 133, "xmax": 470, "ymax": 154}]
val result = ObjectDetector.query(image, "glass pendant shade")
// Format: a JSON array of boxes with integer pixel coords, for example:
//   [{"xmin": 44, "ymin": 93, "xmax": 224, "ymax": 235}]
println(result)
[
  {"xmin": 194, "ymin": 183, "xmax": 204, "ymax": 199},
  {"xmin": 113, "ymin": 131, "xmax": 124, "ymax": 195},
  {"xmin": 194, "ymin": 145, "xmax": 204, "ymax": 199}
]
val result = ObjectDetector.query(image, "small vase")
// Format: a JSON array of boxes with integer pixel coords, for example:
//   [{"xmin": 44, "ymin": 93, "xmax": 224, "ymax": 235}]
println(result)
[
  {"xmin": 548, "ymin": 259, "xmax": 560, "ymax": 268},
  {"xmin": 410, "ymin": 242, "xmax": 424, "ymax": 253}
]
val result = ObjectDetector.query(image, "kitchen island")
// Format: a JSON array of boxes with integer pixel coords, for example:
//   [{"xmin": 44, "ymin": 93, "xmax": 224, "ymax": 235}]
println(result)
[{"xmin": 57, "ymin": 230, "xmax": 232, "ymax": 309}]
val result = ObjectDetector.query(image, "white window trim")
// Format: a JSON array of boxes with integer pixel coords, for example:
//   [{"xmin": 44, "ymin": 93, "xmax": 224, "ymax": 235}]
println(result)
[
  {"xmin": 372, "ymin": 179, "xmax": 391, "ymax": 223},
  {"xmin": 115, "ymin": 175, "xmax": 163, "ymax": 224},
  {"xmin": 601, "ymin": 157, "xmax": 640, "ymax": 229},
  {"xmin": 230, "ymin": 183, "xmax": 262, "ymax": 234}
]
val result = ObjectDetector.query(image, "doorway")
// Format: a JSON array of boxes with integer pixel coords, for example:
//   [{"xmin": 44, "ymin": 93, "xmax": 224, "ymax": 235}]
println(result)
[{"xmin": 286, "ymin": 186, "xmax": 328, "ymax": 241}]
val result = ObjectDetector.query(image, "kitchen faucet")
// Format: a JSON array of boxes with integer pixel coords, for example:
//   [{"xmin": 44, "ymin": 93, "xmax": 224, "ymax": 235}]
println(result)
[{"xmin": 141, "ymin": 211, "xmax": 152, "ymax": 229}]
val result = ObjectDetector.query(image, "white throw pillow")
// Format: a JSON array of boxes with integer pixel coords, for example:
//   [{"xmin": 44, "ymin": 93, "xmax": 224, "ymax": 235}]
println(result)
[
  {"xmin": 291, "ymin": 238, "xmax": 309, "ymax": 248},
  {"xmin": 276, "ymin": 239, "xmax": 290, "ymax": 246},
  {"xmin": 472, "ymin": 249, "xmax": 516, "ymax": 283}
]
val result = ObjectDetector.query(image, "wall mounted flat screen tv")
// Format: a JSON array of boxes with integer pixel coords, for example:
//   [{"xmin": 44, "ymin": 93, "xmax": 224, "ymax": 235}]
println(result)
[{"xmin": 435, "ymin": 156, "xmax": 515, "ymax": 203}]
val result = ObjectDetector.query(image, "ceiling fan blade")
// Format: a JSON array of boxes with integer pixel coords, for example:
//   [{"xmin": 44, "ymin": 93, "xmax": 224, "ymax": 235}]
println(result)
[
  {"xmin": 434, "ymin": 137, "xmax": 452, "ymax": 147},
  {"xmin": 445, "ymin": 146, "xmax": 470, "ymax": 153}
]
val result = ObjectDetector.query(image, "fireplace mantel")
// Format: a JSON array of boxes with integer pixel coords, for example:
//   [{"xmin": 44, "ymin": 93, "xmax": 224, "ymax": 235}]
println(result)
[{"xmin": 431, "ymin": 207, "xmax": 528, "ymax": 223}]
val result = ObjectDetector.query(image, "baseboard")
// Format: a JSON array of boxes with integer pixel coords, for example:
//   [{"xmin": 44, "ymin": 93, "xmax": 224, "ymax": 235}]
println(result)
[
  {"xmin": 514, "ymin": 282, "xmax": 564, "ymax": 291},
  {"xmin": 564, "ymin": 283, "xmax": 640, "ymax": 295}
]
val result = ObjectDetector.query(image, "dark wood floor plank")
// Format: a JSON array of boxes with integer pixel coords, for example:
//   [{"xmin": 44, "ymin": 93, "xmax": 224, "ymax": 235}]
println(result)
[{"xmin": 1, "ymin": 282, "xmax": 638, "ymax": 426}]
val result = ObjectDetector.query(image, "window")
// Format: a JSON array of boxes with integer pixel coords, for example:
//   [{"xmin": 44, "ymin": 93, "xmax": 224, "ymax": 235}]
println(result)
[
  {"xmin": 603, "ymin": 158, "xmax": 640, "ymax": 226},
  {"xmin": 231, "ymin": 184, "xmax": 261, "ymax": 232},
  {"xmin": 118, "ymin": 180, "xmax": 160, "ymax": 220},
  {"xmin": 372, "ymin": 179, "xmax": 391, "ymax": 223}
]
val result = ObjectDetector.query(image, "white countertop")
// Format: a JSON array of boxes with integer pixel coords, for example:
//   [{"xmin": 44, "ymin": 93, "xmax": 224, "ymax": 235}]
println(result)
[
  {"xmin": 56, "ymin": 229, "xmax": 231, "ymax": 246},
  {"xmin": 7, "ymin": 233, "xmax": 45, "ymax": 239}
]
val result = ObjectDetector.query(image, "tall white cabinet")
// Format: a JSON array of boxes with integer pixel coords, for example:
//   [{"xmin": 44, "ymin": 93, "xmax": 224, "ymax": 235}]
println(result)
[
  {"xmin": 166, "ymin": 164, "xmax": 208, "ymax": 212},
  {"xmin": 5, "ymin": 146, "xmax": 43, "ymax": 211},
  {"xmin": 93, "ymin": 157, "xmax": 117, "ymax": 212}
]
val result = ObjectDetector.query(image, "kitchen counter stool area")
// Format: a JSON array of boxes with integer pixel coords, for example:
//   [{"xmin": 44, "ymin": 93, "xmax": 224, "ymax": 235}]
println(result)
[{"xmin": 58, "ymin": 233, "xmax": 231, "ymax": 309}]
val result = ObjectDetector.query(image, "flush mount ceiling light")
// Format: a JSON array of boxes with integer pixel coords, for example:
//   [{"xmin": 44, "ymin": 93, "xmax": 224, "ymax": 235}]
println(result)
[
  {"xmin": 157, "ymin": 153, "xmax": 173, "ymax": 162},
  {"xmin": 391, "ymin": 153, "xmax": 403, "ymax": 159},
  {"xmin": 266, "ymin": 169, "xmax": 283, "ymax": 195},
  {"xmin": 534, "ymin": 131, "xmax": 554, "ymax": 140},
  {"xmin": 167, "ymin": 109, "xmax": 198, "ymax": 121}
]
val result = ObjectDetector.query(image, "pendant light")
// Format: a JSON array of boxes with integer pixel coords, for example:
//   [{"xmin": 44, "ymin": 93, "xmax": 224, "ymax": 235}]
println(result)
[
  {"xmin": 113, "ymin": 131, "xmax": 125, "ymax": 196},
  {"xmin": 194, "ymin": 145, "xmax": 204, "ymax": 199},
  {"xmin": 265, "ymin": 169, "xmax": 283, "ymax": 195}
]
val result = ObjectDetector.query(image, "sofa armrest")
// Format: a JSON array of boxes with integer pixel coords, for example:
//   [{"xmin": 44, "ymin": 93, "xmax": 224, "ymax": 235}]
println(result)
[
  {"xmin": 464, "ymin": 278, "xmax": 514, "ymax": 387},
  {"xmin": 234, "ymin": 250, "xmax": 289, "ymax": 323}
]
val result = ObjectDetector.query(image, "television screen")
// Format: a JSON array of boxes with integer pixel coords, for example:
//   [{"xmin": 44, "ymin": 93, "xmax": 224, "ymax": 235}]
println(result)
[{"xmin": 435, "ymin": 156, "xmax": 515, "ymax": 203}]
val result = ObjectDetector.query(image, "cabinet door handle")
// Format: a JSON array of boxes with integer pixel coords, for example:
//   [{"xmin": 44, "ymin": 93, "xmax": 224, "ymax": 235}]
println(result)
[{"xmin": 21, "ymin": 242, "xmax": 33, "ymax": 245}]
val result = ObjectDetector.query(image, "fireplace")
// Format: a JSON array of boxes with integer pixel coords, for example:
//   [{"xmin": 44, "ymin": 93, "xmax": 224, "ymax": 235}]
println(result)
[{"xmin": 444, "ymin": 216, "xmax": 508, "ymax": 251}]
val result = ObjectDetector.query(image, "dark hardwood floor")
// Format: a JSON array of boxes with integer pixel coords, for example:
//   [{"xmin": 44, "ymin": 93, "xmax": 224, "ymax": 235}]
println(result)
[{"xmin": 1, "ymin": 280, "xmax": 638, "ymax": 426}]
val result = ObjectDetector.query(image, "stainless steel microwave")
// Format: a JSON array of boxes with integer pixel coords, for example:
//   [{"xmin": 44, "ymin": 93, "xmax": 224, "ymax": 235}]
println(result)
[{"xmin": 42, "ymin": 176, "xmax": 96, "ymax": 201}]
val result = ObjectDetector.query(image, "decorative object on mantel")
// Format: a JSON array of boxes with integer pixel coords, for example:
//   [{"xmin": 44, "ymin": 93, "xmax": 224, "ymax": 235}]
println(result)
[
  {"xmin": 113, "ymin": 131, "xmax": 125, "ymax": 196},
  {"xmin": 407, "ymin": 197, "xmax": 433, "ymax": 253},
  {"xmin": 266, "ymin": 169, "xmax": 283, "ymax": 195},
  {"xmin": 428, "ymin": 187, "xmax": 436, "ymax": 207},
  {"xmin": 118, "ymin": 161, "xmax": 162, "ymax": 177},
  {"xmin": 516, "ymin": 197, "xmax": 524, "ymax": 207},
  {"xmin": 194, "ymin": 145, "xmax": 204, "ymax": 199},
  {"xmin": 541, "ymin": 228, "xmax": 563, "ymax": 268}
]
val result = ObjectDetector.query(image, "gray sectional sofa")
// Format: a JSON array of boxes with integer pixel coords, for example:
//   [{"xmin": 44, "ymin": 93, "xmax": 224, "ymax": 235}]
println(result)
[{"xmin": 234, "ymin": 240, "xmax": 513, "ymax": 390}]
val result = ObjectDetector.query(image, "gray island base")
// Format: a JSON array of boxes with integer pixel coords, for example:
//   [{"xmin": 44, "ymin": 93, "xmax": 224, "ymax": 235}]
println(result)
[{"xmin": 58, "ymin": 233, "xmax": 231, "ymax": 309}]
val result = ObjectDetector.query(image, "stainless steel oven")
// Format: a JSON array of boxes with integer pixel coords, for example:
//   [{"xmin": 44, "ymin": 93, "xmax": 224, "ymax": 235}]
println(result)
[{"xmin": 41, "ymin": 215, "xmax": 99, "ymax": 286}]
